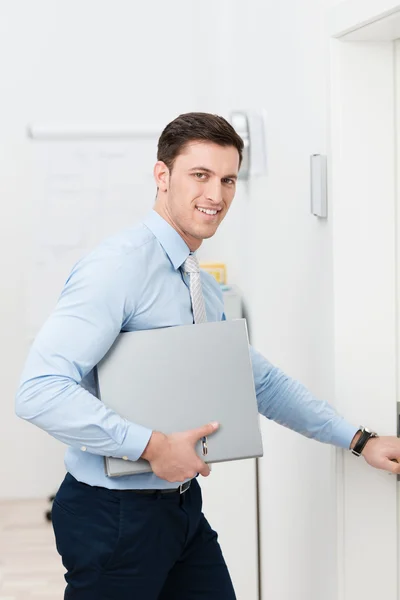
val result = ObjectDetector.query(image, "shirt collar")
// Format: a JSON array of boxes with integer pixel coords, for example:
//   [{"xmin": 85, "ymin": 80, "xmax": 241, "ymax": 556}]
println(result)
[{"xmin": 142, "ymin": 209, "xmax": 191, "ymax": 270}]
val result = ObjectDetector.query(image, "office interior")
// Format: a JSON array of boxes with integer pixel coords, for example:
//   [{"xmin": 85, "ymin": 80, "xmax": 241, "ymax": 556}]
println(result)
[{"xmin": 1, "ymin": 1, "xmax": 399, "ymax": 599}]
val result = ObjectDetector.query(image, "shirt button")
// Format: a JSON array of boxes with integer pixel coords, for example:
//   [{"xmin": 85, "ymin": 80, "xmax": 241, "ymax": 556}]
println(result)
[
  {"xmin": 122, "ymin": 456, "xmax": 128, "ymax": 460},
  {"xmin": 81, "ymin": 446, "xmax": 87, "ymax": 452}
]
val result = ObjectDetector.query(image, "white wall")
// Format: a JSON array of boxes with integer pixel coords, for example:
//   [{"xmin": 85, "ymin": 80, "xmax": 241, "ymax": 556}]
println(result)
[{"xmin": 0, "ymin": 2, "xmax": 345, "ymax": 599}]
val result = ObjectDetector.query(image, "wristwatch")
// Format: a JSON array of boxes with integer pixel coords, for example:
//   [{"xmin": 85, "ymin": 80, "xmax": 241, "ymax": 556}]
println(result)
[{"xmin": 351, "ymin": 426, "xmax": 378, "ymax": 457}]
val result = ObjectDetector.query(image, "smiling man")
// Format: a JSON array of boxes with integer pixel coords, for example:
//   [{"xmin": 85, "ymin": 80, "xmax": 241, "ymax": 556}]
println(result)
[
  {"xmin": 15, "ymin": 112, "xmax": 400, "ymax": 600},
  {"xmin": 153, "ymin": 120, "xmax": 238, "ymax": 251}
]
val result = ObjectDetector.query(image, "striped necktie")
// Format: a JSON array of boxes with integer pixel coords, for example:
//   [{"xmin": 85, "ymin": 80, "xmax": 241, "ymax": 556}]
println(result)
[{"xmin": 181, "ymin": 254, "xmax": 207, "ymax": 324}]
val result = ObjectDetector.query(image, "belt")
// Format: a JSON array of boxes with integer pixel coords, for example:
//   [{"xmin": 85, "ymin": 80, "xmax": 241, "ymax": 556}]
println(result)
[{"xmin": 132, "ymin": 480, "xmax": 191, "ymax": 495}]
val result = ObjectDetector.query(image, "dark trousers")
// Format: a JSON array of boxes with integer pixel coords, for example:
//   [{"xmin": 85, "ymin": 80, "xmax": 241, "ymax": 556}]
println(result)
[{"xmin": 52, "ymin": 473, "xmax": 236, "ymax": 599}]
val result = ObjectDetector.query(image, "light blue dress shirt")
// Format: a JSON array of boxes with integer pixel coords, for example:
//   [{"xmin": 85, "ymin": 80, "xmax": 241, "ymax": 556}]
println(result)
[{"xmin": 15, "ymin": 210, "xmax": 358, "ymax": 490}]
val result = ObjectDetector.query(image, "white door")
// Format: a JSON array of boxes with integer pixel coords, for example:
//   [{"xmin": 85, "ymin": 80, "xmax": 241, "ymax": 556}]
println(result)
[
  {"xmin": 330, "ymin": 28, "xmax": 400, "ymax": 600},
  {"xmin": 200, "ymin": 460, "xmax": 259, "ymax": 600}
]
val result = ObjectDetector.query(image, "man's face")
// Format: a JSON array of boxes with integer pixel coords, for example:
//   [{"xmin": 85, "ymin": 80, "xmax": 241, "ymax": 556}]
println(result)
[{"xmin": 154, "ymin": 141, "xmax": 240, "ymax": 250}]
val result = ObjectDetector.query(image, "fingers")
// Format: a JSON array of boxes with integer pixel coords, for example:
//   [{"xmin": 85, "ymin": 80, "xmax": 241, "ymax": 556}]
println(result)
[
  {"xmin": 383, "ymin": 458, "xmax": 400, "ymax": 474},
  {"xmin": 188, "ymin": 421, "xmax": 219, "ymax": 441},
  {"xmin": 197, "ymin": 460, "xmax": 211, "ymax": 477}
]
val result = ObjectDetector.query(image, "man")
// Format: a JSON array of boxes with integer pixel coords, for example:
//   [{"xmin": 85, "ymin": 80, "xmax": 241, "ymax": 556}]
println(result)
[{"xmin": 15, "ymin": 112, "xmax": 400, "ymax": 599}]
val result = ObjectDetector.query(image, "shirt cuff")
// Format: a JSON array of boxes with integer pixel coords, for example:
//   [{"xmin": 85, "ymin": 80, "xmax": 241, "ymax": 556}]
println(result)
[
  {"xmin": 330, "ymin": 420, "xmax": 360, "ymax": 450},
  {"xmin": 117, "ymin": 422, "xmax": 153, "ymax": 461}
]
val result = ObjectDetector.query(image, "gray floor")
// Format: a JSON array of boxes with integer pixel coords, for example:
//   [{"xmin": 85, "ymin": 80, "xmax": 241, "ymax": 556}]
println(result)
[{"xmin": 0, "ymin": 499, "xmax": 65, "ymax": 599}]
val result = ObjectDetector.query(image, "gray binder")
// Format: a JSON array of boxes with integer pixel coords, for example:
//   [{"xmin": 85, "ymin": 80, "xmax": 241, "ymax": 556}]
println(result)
[{"xmin": 96, "ymin": 319, "xmax": 263, "ymax": 477}]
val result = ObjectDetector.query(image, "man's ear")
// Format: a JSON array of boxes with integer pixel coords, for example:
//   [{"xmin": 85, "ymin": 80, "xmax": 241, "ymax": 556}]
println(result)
[{"xmin": 154, "ymin": 161, "xmax": 170, "ymax": 192}]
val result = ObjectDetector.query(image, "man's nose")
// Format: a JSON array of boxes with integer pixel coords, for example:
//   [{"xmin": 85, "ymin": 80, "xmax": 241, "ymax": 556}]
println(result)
[{"xmin": 205, "ymin": 181, "xmax": 223, "ymax": 204}]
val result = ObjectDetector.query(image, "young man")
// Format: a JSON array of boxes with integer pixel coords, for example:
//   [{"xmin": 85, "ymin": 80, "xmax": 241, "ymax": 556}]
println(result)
[{"xmin": 16, "ymin": 112, "xmax": 400, "ymax": 599}]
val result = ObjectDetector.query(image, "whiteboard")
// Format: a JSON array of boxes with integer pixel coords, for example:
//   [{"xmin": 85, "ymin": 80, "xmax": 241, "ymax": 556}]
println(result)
[{"xmin": 27, "ymin": 132, "xmax": 158, "ymax": 339}]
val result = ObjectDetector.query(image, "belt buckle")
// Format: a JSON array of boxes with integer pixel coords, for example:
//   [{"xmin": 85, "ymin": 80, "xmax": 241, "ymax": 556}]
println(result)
[{"xmin": 179, "ymin": 481, "xmax": 189, "ymax": 494}]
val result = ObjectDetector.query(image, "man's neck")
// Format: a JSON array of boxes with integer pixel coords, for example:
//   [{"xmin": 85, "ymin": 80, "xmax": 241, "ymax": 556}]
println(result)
[{"xmin": 153, "ymin": 203, "xmax": 202, "ymax": 252}]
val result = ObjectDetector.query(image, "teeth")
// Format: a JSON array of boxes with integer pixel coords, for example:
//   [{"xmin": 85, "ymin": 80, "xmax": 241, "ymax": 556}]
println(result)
[{"xmin": 197, "ymin": 207, "xmax": 217, "ymax": 215}]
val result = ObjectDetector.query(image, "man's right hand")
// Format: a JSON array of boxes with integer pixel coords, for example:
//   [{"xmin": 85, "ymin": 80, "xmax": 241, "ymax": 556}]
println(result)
[{"xmin": 141, "ymin": 422, "xmax": 219, "ymax": 483}]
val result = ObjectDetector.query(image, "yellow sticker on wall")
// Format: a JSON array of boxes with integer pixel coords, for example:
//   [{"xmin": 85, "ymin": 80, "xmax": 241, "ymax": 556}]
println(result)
[{"xmin": 199, "ymin": 262, "xmax": 227, "ymax": 284}]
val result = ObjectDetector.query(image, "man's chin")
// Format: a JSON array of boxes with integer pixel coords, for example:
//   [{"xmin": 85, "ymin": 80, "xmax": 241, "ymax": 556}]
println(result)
[
  {"xmin": 193, "ymin": 225, "xmax": 219, "ymax": 241},
  {"xmin": 201, "ymin": 230, "xmax": 217, "ymax": 240}
]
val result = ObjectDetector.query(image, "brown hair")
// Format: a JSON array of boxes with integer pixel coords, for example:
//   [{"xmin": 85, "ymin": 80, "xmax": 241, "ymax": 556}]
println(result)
[{"xmin": 157, "ymin": 112, "xmax": 244, "ymax": 172}]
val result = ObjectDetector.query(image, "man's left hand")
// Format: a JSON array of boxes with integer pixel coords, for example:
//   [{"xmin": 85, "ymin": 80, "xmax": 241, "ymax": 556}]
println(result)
[{"xmin": 352, "ymin": 434, "xmax": 400, "ymax": 474}]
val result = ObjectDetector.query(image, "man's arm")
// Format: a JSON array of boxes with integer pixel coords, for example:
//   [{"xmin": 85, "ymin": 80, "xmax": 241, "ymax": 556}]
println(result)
[
  {"xmin": 249, "ymin": 345, "xmax": 400, "ymax": 474},
  {"xmin": 249, "ymin": 345, "xmax": 359, "ymax": 449},
  {"xmin": 15, "ymin": 249, "xmax": 152, "ymax": 461}
]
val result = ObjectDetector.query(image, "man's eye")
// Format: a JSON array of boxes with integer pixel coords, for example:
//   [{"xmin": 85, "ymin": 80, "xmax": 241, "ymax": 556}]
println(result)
[
  {"xmin": 194, "ymin": 173, "xmax": 206, "ymax": 179},
  {"xmin": 223, "ymin": 178, "xmax": 235, "ymax": 185}
]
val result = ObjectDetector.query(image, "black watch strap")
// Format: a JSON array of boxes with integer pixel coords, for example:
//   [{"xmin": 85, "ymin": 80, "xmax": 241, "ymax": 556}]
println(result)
[{"xmin": 351, "ymin": 427, "xmax": 378, "ymax": 457}]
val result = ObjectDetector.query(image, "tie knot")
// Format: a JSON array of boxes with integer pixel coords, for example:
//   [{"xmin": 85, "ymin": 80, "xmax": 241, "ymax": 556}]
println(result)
[{"xmin": 182, "ymin": 254, "xmax": 200, "ymax": 274}]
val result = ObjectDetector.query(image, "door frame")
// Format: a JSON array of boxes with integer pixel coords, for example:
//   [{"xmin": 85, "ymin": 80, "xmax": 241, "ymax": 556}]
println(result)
[{"xmin": 327, "ymin": 2, "xmax": 400, "ymax": 599}]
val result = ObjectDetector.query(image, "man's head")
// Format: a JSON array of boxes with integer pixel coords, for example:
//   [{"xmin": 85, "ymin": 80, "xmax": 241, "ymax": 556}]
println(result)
[{"xmin": 153, "ymin": 112, "xmax": 244, "ymax": 251}]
